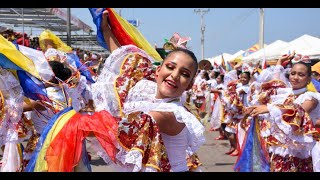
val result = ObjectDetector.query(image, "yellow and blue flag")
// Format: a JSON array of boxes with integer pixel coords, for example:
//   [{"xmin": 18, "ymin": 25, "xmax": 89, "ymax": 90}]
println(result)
[
  {"xmin": 89, "ymin": 8, "xmax": 162, "ymax": 62},
  {"xmin": 0, "ymin": 35, "xmax": 40, "ymax": 79},
  {"xmin": 234, "ymin": 118, "xmax": 270, "ymax": 172},
  {"xmin": 308, "ymin": 78, "xmax": 320, "ymax": 92},
  {"xmin": 0, "ymin": 35, "xmax": 50, "ymax": 102},
  {"xmin": 25, "ymin": 107, "xmax": 74, "ymax": 172}
]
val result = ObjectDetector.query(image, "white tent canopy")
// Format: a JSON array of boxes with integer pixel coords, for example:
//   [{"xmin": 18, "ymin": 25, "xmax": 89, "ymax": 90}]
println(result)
[
  {"xmin": 304, "ymin": 47, "xmax": 320, "ymax": 59},
  {"xmin": 227, "ymin": 50, "xmax": 245, "ymax": 62},
  {"xmin": 207, "ymin": 53, "xmax": 232, "ymax": 66},
  {"xmin": 242, "ymin": 40, "xmax": 288, "ymax": 63},
  {"xmin": 280, "ymin": 34, "xmax": 320, "ymax": 59}
]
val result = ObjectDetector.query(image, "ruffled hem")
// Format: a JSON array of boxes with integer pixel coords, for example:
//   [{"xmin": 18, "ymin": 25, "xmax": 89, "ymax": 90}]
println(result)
[
  {"xmin": 312, "ymin": 142, "xmax": 320, "ymax": 172},
  {"xmin": 123, "ymin": 80, "xmax": 205, "ymax": 154},
  {"xmin": 88, "ymin": 136, "xmax": 159, "ymax": 172},
  {"xmin": 266, "ymin": 104, "xmax": 315, "ymax": 159},
  {"xmin": 295, "ymin": 92, "xmax": 320, "ymax": 124},
  {"xmin": 269, "ymin": 145, "xmax": 313, "ymax": 159},
  {"xmin": 267, "ymin": 103, "xmax": 314, "ymax": 143},
  {"xmin": 0, "ymin": 69, "xmax": 24, "ymax": 146},
  {"xmin": 92, "ymin": 45, "xmax": 155, "ymax": 117}
]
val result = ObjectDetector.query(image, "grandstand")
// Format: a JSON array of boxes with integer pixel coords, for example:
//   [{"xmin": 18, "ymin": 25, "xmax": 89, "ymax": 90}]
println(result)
[{"xmin": 0, "ymin": 8, "xmax": 109, "ymax": 56}]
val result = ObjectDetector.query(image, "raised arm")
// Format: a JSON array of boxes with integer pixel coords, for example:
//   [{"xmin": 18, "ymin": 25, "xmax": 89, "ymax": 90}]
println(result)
[
  {"xmin": 148, "ymin": 111, "xmax": 185, "ymax": 136},
  {"xmin": 301, "ymin": 98, "xmax": 318, "ymax": 114},
  {"xmin": 101, "ymin": 10, "xmax": 121, "ymax": 53},
  {"xmin": 276, "ymin": 50, "xmax": 295, "ymax": 66}
]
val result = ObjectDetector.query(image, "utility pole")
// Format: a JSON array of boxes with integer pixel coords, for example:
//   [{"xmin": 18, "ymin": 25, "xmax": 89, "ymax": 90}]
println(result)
[
  {"xmin": 194, "ymin": 8, "xmax": 210, "ymax": 60},
  {"xmin": 21, "ymin": 8, "xmax": 24, "ymax": 46},
  {"xmin": 67, "ymin": 8, "xmax": 71, "ymax": 46},
  {"xmin": 259, "ymin": 8, "xmax": 264, "ymax": 49}
]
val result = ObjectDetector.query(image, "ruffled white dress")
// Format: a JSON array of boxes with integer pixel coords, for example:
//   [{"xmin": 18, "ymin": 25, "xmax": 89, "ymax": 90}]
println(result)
[
  {"xmin": 250, "ymin": 65, "xmax": 320, "ymax": 171},
  {"xmin": 0, "ymin": 67, "xmax": 24, "ymax": 172},
  {"xmin": 91, "ymin": 45, "xmax": 205, "ymax": 172}
]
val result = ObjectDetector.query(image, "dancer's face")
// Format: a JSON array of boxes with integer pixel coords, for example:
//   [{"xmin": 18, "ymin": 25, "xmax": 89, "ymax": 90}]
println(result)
[
  {"xmin": 216, "ymin": 75, "xmax": 223, "ymax": 84},
  {"xmin": 239, "ymin": 73, "xmax": 250, "ymax": 85},
  {"xmin": 289, "ymin": 63, "xmax": 311, "ymax": 90},
  {"xmin": 155, "ymin": 51, "xmax": 197, "ymax": 99}
]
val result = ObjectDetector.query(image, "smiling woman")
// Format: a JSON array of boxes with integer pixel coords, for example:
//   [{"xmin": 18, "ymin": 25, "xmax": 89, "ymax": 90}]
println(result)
[
  {"xmin": 36, "ymin": 8, "xmax": 205, "ymax": 172},
  {"xmin": 88, "ymin": 43, "xmax": 205, "ymax": 172},
  {"xmin": 237, "ymin": 52, "xmax": 320, "ymax": 172},
  {"xmin": 85, "ymin": 9, "xmax": 206, "ymax": 172}
]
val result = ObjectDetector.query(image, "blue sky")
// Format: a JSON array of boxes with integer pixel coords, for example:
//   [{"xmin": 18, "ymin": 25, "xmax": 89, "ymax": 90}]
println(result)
[{"xmin": 71, "ymin": 8, "xmax": 320, "ymax": 61}]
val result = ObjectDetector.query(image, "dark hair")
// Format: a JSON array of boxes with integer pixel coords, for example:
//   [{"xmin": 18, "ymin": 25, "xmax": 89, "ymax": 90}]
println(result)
[
  {"xmin": 218, "ymin": 74, "xmax": 224, "ymax": 82},
  {"xmin": 202, "ymin": 71, "xmax": 210, "ymax": 81},
  {"xmin": 49, "ymin": 61, "xmax": 72, "ymax": 84},
  {"xmin": 213, "ymin": 71, "xmax": 220, "ymax": 79},
  {"xmin": 292, "ymin": 62, "xmax": 312, "ymax": 77},
  {"xmin": 241, "ymin": 71, "xmax": 251, "ymax": 79},
  {"xmin": 156, "ymin": 48, "xmax": 168, "ymax": 59},
  {"xmin": 164, "ymin": 48, "xmax": 198, "ymax": 76},
  {"xmin": 237, "ymin": 70, "xmax": 242, "ymax": 77}
]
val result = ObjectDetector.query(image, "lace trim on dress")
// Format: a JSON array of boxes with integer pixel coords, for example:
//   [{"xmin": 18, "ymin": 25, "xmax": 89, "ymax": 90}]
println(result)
[
  {"xmin": 267, "ymin": 103, "xmax": 316, "ymax": 159},
  {"xmin": 123, "ymin": 80, "xmax": 205, "ymax": 154},
  {"xmin": 92, "ymin": 45, "xmax": 155, "ymax": 117},
  {"xmin": 0, "ymin": 68, "xmax": 24, "ymax": 146}
]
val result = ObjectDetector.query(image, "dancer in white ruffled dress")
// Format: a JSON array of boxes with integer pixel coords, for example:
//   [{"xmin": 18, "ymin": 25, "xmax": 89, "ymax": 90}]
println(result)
[
  {"xmin": 245, "ymin": 52, "xmax": 320, "ymax": 172},
  {"xmin": 0, "ymin": 67, "xmax": 24, "ymax": 172},
  {"xmin": 88, "ymin": 9, "xmax": 205, "ymax": 172}
]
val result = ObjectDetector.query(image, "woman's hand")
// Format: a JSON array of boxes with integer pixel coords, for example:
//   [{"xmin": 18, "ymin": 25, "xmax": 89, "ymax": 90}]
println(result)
[
  {"xmin": 100, "ymin": 9, "xmax": 121, "ymax": 53},
  {"xmin": 101, "ymin": 10, "xmax": 109, "ymax": 30},
  {"xmin": 245, "ymin": 105, "xmax": 269, "ymax": 117},
  {"xmin": 234, "ymin": 62, "xmax": 243, "ymax": 70},
  {"xmin": 277, "ymin": 50, "xmax": 295, "ymax": 66},
  {"xmin": 238, "ymin": 89, "xmax": 246, "ymax": 95}
]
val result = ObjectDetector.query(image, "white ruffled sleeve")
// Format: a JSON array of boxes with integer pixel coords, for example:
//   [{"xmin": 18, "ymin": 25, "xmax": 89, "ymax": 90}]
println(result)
[
  {"xmin": 172, "ymin": 106, "xmax": 206, "ymax": 153},
  {"xmin": 92, "ymin": 45, "xmax": 155, "ymax": 117},
  {"xmin": 312, "ymin": 142, "xmax": 320, "ymax": 172},
  {"xmin": 266, "ymin": 103, "xmax": 315, "ymax": 159},
  {"xmin": 124, "ymin": 80, "xmax": 205, "ymax": 154},
  {"xmin": 258, "ymin": 65, "xmax": 291, "ymax": 87},
  {"xmin": 0, "ymin": 68, "xmax": 24, "ymax": 146},
  {"xmin": 295, "ymin": 92, "xmax": 320, "ymax": 124},
  {"xmin": 269, "ymin": 88, "xmax": 292, "ymax": 105}
]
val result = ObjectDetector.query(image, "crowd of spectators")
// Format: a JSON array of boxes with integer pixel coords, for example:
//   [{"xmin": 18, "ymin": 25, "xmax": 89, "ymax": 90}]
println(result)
[{"xmin": 1, "ymin": 28, "xmax": 106, "ymax": 77}]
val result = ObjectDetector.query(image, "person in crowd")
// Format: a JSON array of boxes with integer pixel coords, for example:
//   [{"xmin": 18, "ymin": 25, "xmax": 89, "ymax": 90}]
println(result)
[
  {"xmin": 0, "ymin": 67, "xmax": 24, "ymax": 172},
  {"xmin": 312, "ymin": 61, "xmax": 320, "ymax": 81},
  {"xmin": 244, "ymin": 52, "xmax": 320, "ymax": 172},
  {"xmin": 224, "ymin": 70, "xmax": 251, "ymax": 157},
  {"xmin": 86, "ymin": 9, "xmax": 205, "ymax": 172},
  {"xmin": 209, "ymin": 74, "xmax": 227, "ymax": 141}
]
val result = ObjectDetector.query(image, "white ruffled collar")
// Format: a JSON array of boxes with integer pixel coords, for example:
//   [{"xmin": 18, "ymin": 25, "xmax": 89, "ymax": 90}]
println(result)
[
  {"xmin": 152, "ymin": 96, "xmax": 181, "ymax": 104},
  {"xmin": 292, "ymin": 87, "xmax": 307, "ymax": 95},
  {"xmin": 123, "ymin": 80, "xmax": 205, "ymax": 153}
]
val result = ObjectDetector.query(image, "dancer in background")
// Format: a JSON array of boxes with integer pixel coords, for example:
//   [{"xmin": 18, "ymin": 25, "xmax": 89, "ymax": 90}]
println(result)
[{"xmin": 244, "ymin": 52, "xmax": 320, "ymax": 172}]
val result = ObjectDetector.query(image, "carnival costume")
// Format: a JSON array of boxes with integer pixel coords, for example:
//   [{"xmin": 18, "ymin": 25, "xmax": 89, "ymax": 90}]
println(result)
[
  {"xmin": 0, "ymin": 67, "xmax": 24, "ymax": 172},
  {"xmin": 31, "ymin": 44, "xmax": 204, "ymax": 172},
  {"xmin": 235, "ymin": 64, "xmax": 320, "ymax": 172},
  {"xmin": 90, "ymin": 45, "xmax": 205, "ymax": 172},
  {"xmin": 209, "ymin": 83, "xmax": 226, "ymax": 132}
]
